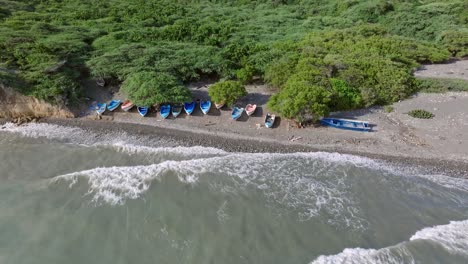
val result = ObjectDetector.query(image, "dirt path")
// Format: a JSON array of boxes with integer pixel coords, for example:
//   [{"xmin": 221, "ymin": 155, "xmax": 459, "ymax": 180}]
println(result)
[{"xmin": 414, "ymin": 60, "xmax": 468, "ymax": 80}]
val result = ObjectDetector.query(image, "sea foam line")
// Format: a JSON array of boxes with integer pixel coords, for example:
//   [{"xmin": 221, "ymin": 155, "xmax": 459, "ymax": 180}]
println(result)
[{"xmin": 310, "ymin": 219, "xmax": 468, "ymax": 264}]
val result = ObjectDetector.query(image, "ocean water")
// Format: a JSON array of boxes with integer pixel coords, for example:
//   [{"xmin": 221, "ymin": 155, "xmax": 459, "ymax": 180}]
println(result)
[{"xmin": 0, "ymin": 122, "xmax": 467, "ymax": 264}]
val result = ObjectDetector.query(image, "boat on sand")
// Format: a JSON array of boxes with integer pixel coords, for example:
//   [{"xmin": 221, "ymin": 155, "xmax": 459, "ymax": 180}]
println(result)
[
  {"xmin": 184, "ymin": 101, "xmax": 196, "ymax": 115},
  {"xmin": 121, "ymin": 100, "xmax": 134, "ymax": 111},
  {"xmin": 215, "ymin": 102, "xmax": 225, "ymax": 109},
  {"xmin": 172, "ymin": 104, "xmax": 183, "ymax": 118},
  {"xmin": 96, "ymin": 103, "xmax": 106, "ymax": 115},
  {"xmin": 137, "ymin": 106, "xmax": 149, "ymax": 117},
  {"xmin": 320, "ymin": 118, "xmax": 371, "ymax": 132},
  {"xmin": 160, "ymin": 105, "xmax": 171, "ymax": 119},
  {"xmin": 231, "ymin": 107, "xmax": 244, "ymax": 120},
  {"xmin": 245, "ymin": 104, "xmax": 257, "ymax": 116},
  {"xmin": 200, "ymin": 100, "xmax": 211, "ymax": 115},
  {"xmin": 107, "ymin": 100, "xmax": 121, "ymax": 111},
  {"xmin": 265, "ymin": 113, "xmax": 275, "ymax": 128}
]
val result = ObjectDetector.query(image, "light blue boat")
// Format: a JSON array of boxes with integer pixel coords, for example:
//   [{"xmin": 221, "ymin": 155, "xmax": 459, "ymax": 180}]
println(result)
[
  {"xmin": 160, "ymin": 105, "xmax": 171, "ymax": 119},
  {"xmin": 96, "ymin": 103, "xmax": 106, "ymax": 115},
  {"xmin": 320, "ymin": 118, "xmax": 371, "ymax": 132},
  {"xmin": 137, "ymin": 106, "xmax": 149, "ymax": 117},
  {"xmin": 231, "ymin": 107, "xmax": 244, "ymax": 120},
  {"xmin": 200, "ymin": 100, "xmax": 211, "ymax": 115},
  {"xmin": 184, "ymin": 101, "xmax": 196, "ymax": 115},
  {"xmin": 107, "ymin": 100, "xmax": 121, "ymax": 111}
]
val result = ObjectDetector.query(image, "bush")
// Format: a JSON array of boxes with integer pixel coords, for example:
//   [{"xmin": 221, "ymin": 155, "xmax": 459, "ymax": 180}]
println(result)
[
  {"xmin": 418, "ymin": 78, "xmax": 468, "ymax": 93},
  {"xmin": 384, "ymin": 105, "xmax": 394, "ymax": 113},
  {"xmin": 408, "ymin": 109, "xmax": 434, "ymax": 119},
  {"xmin": 121, "ymin": 72, "xmax": 191, "ymax": 106},
  {"xmin": 208, "ymin": 80, "xmax": 247, "ymax": 106}
]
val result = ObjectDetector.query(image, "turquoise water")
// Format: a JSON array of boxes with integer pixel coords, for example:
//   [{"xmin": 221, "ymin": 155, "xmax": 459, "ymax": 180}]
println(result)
[{"xmin": 0, "ymin": 123, "xmax": 467, "ymax": 263}]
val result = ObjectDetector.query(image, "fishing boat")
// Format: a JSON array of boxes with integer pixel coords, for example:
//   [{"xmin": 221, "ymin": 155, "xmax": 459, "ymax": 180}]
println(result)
[
  {"xmin": 231, "ymin": 107, "xmax": 244, "ymax": 120},
  {"xmin": 245, "ymin": 104, "xmax": 257, "ymax": 116},
  {"xmin": 320, "ymin": 118, "xmax": 371, "ymax": 132},
  {"xmin": 137, "ymin": 106, "xmax": 149, "ymax": 117},
  {"xmin": 200, "ymin": 100, "xmax": 211, "ymax": 115},
  {"xmin": 172, "ymin": 104, "xmax": 183, "ymax": 118},
  {"xmin": 160, "ymin": 104, "xmax": 171, "ymax": 119},
  {"xmin": 96, "ymin": 103, "xmax": 106, "ymax": 115},
  {"xmin": 264, "ymin": 113, "xmax": 276, "ymax": 128},
  {"xmin": 215, "ymin": 102, "xmax": 225, "ymax": 109},
  {"xmin": 107, "ymin": 100, "xmax": 121, "ymax": 111},
  {"xmin": 184, "ymin": 101, "xmax": 196, "ymax": 115},
  {"xmin": 121, "ymin": 100, "xmax": 134, "ymax": 111}
]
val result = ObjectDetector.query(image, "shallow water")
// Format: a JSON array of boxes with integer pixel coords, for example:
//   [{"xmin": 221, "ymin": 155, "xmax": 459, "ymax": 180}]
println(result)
[{"xmin": 0, "ymin": 123, "xmax": 467, "ymax": 264}]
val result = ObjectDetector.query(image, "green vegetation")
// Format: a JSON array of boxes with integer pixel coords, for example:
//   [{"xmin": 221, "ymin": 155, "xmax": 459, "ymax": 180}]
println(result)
[
  {"xmin": 208, "ymin": 80, "xmax": 247, "ymax": 106},
  {"xmin": 408, "ymin": 109, "xmax": 435, "ymax": 119},
  {"xmin": 0, "ymin": 0, "xmax": 467, "ymax": 119},
  {"xmin": 418, "ymin": 78, "xmax": 468, "ymax": 93},
  {"xmin": 384, "ymin": 106, "xmax": 394, "ymax": 113}
]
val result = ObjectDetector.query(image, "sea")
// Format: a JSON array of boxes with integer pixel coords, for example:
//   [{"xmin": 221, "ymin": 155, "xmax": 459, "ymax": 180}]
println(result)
[{"xmin": 0, "ymin": 122, "xmax": 467, "ymax": 264}]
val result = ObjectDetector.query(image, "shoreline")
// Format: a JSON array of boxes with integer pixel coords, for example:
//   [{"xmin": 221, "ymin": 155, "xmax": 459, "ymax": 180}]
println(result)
[{"xmin": 31, "ymin": 118, "xmax": 468, "ymax": 178}]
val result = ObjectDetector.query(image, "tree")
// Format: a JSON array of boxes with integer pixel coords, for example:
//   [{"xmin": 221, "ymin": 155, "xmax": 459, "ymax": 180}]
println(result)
[
  {"xmin": 267, "ymin": 74, "xmax": 332, "ymax": 122},
  {"xmin": 208, "ymin": 80, "xmax": 247, "ymax": 106},
  {"xmin": 121, "ymin": 72, "xmax": 191, "ymax": 106}
]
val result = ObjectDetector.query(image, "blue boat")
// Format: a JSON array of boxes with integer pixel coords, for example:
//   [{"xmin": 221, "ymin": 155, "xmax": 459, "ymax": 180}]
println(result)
[
  {"xmin": 200, "ymin": 100, "xmax": 211, "ymax": 115},
  {"xmin": 172, "ymin": 104, "xmax": 183, "ymax": 118},
  {"xmin": 184, "ymin": 101, "xmax": 196, "ymax": 115},
  {"xmin": 264, "ymin": 113, "xmax": 276, "ymax": 128},
  {"xmin": 96, "ymin": 103, "xmax": 106, "ymax": 115},
  {"xmin": 160, "ymin": 105, "xmax": 171, "ymax": 119},
  {"xmin": 231, "ymin": 107, "xmax": 244, "ymax": 120},
  {"xmin": 107, "ymin": 100, "xmax": 121, "ymax": 111},
  {"xmin": 137, "ymin": 106, "xmax": 149, "ymax": 117},
  {"xmin": 320, "ymin": 118, "xmax": 371, "ymax": 132}
]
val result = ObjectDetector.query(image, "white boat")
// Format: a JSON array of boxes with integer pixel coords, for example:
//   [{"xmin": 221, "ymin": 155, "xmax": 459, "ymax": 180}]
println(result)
[{"xmin": 245, "ymin": 104, "xmax": 257, "ymax": 116}]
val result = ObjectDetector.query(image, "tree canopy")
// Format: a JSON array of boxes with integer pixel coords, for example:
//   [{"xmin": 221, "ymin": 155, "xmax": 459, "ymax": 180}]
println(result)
[{"xmin": 208, "ymin": 80, "xmax": 247, "ymax": 106}]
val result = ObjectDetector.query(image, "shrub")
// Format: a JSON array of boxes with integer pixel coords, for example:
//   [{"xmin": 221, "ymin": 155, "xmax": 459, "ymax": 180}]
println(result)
[
  {"xmin": 408, "ymin": 109, "xmax": 434, "ymax": 119},
  {"xmin": 384, "ymin": 105, "xmax": 394, "ymax": 113},
  {"xmin": 417, "ymin": 78, "xmax": 468, "ymax": 93},
  {"xmin": 208, "ymin": 80, "xmax": 247, "ymax": 106},
  {"xmin": 121, "ymin": 72, "xmax": 191, "ymax": 106}
]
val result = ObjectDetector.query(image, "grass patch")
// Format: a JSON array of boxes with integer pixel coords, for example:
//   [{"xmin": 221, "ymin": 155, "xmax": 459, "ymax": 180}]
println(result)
[
  {"xmin": 408, "ymin": 109, "xmax": 435, "ymax": 119},
  {"xmin": 418, "ymin": 78, "xmax": 468, "ymax": 93}
]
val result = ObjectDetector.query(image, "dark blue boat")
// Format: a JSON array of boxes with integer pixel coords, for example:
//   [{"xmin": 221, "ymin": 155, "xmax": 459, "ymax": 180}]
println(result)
[
  {"xmin": 160, "ymin": 104, "xmax": 171, "ymax": 119},
  {"xmin": 320, "ymin": 118, "xmax": 371, "ymax": 132},
  {"xmin": 137, "ymin": 106, "xmax": 149, "ymax": 117},
  {"xmin": 184, "ymin": 101, "xmax": 196, "ymax": 115}
]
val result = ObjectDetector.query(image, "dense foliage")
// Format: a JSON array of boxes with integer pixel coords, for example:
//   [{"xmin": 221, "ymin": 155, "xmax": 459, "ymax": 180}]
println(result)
[
  {"xmin": 0, "ymin": 0, "xmax": 466, "ymax": 119},
  {"xmin": 208, "ymin": 80, "xmax": 247, "ymax": 106}
]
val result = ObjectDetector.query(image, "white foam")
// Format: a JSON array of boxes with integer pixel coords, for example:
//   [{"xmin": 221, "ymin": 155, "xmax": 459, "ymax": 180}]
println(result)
[
  {"xmin": 410, "ymin": 219, "xmax": 468, "ymax": 256},
  {"xmin": 310, "ymin": 219, "xmax": 468, "ymax": 264}
]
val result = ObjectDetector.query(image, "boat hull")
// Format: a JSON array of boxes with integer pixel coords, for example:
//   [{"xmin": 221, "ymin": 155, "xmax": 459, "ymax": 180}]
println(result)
[
  {"xmin": 245, "ymin": 104, "xmax": 257, "ymax": 116},
  {"xmin": 320, "ymin": 118, "xmax": 371, "ymax": 132},
  {"xmin": 96, "ymin": 103, "xmax": 106, "ymax": 115},
  {"xmin": 121, "ymin": 101, "xmax": 134, "ymax": 111},
  {"xmin": 200, "ymin": 101, "xmax": 211, "ymax": 115},
  {"xmin": 107, "ymin": 100, "xmax": 122, "ymax": 112},
  {"xmin": 231, "ymin": 107, "xmax": 244, "ymax": 120},
  {"xmin": 215, "ymin": 102, "xmax": 224, "ymax": 109},
  {"xmin": 172, "ymin": 105, "xmax": 182, "ymax": 118},
  {"xmin": 264, "ymin": 114, "xmax": 275, "ymax": 128},
  {"xmin": 160, "ymin": 105, "xmax": 171, "ymax": 119},
  {"xmin": 184, "ymin": 102, "xmax": 195, "ymax": 115},
  {"xmin": 137, "ymin": 106, "xmax": 149, "ymax": 117}
]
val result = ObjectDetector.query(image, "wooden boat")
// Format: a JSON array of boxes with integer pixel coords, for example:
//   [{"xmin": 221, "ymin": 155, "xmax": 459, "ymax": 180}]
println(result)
[
  {"xmin": 137, "ymin": 106, "xmax": 149, "ymax": 117},
  {"xmin": 159, "ymin": 104, "xmax": 171, "ymax": 119},
  {"xmin": 96, "ymin": 103, "xmax": 106, "ymax": 115},
  {"xmin": 200, "ymin": 100, "xmax": 211, "ymax": 115},
  {"xmin": 320, "ymin": 118, "xmax": 371, "ymax": 132},
  {"xmin": 172, "ymin": 104, "xmax": 183, "ymax": 118},
  {"xmin": 264, "ymin": 113, "xmax": 276, "ymax": 128},
  {"xmin": 231, "ymin": 107, "xmax": 244, "ymax": 120},
  {"xmin": 107, "ymin": 100, "xmax": 121, "ymax": 111},
  {"xmin": 245, "ymin": 104, "xmax": 257, "ymax": 116},
  {"xmin": 121, "ymin": 100, "xmax": 134, "ymax": 111},
  {"xmin": 184, "ymin": 101, "xmax": 196, "ymax": 115},
  {"xmin": 215, "ymin": 102, "xmax": 225, "ymax": 109}
]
